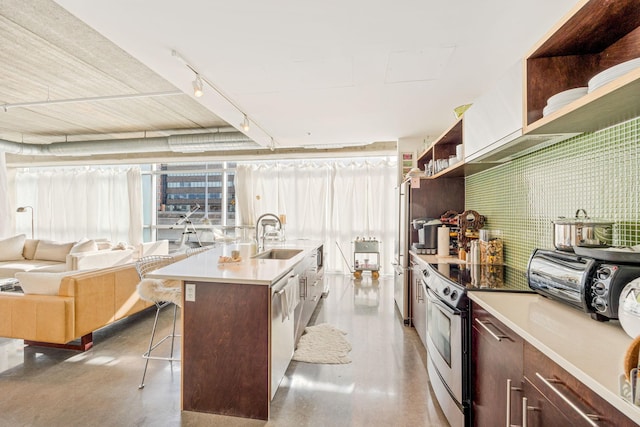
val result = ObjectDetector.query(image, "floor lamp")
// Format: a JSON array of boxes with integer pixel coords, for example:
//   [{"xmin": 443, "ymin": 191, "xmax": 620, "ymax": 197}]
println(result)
[{"xmin": 16, "ymin": 206, "xmax": 34, "ymax": 238}]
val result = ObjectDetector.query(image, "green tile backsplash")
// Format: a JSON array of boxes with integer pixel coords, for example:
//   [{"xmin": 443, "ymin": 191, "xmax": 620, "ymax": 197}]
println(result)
[{"xmin": 466, "ymin": 116, "xmax": 640, "ymax": 272}]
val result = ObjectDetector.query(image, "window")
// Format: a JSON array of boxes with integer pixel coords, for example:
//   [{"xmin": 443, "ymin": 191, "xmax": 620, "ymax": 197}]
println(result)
[{"xmin": 142, "ymin": 162, "xmax": 236, "ymax": 248}]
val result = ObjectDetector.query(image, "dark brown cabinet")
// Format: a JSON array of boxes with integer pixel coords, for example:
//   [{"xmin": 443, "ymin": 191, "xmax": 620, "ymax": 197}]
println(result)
[
  {"xmin": 524, "ymin": 342, "xmax": 636, "ymax": 427},
  {"xmin": 521, "ymin": 377, "xmax": 573, "ymax": 427},
  {"xmin": 525, "ymin": 0, "xmax": 640, "ymax": 135},
  {"xmin": 471, "ymin": 302, "xmax": 524, "ymax": 426},
  {"xmin": 471, "ymin": 301, "xmax": 636, "ymax": 426}
]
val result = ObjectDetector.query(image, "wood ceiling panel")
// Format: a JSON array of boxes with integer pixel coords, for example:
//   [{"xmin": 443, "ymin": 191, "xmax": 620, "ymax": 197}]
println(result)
[{"xmin": 0, "ymin": 0, "xmax": 232, "ymax": 147}]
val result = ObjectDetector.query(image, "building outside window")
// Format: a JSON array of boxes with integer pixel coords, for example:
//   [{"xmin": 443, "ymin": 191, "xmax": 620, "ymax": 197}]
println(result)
[{"xmin": 142, "ymin": 162, "xmax": 236, "ymax": 249}]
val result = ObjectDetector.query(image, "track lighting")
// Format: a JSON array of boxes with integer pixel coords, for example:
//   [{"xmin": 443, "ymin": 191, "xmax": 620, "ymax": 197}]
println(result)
[
  {"xmin": 241, "ymin": 115, "xmax": 250, "ymax": 132},
  {"xmin": 192, "ymin": 75, "xmax": 203, "ymax": 97},
  {"xmin": 173, "ymin": 49, "xmax": 276, "ymax": 149}
]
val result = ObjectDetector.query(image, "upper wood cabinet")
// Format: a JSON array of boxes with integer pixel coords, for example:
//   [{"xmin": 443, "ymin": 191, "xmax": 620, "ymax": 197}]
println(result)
[
  {"xmin": 524, "ymin": 0, "xmax": 640, "ymax": 135},
  {"xmin": 423, "ymin": 0, "xmax": 639, "ymax": 176},
  {"xmin": 416, "ymin": 118, "xmax": 464, "ymax": 178},
  {"xmin": 417, "ymin": 118, "xmax": 486, "ymax": 179}
]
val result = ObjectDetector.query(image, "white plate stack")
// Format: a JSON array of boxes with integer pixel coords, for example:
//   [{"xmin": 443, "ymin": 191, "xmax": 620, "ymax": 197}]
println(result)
[
  {"xmin": 542, "ymin": 87, "xmax": 588, "ymax": 117},
  {"xmin": 587, "ymin": 57, "xmax": 640, "ymax": 93}
]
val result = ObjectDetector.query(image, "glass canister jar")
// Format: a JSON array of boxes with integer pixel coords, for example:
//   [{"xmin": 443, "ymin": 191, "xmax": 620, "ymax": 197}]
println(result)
[{"xmin": 479, "ymin": 229, "xmax": 503, "ymax": 265}]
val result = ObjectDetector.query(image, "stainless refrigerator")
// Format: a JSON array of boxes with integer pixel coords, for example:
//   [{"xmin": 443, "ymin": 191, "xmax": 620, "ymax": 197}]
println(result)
[{"xmin": 393, "ymin": 180, "xmax": 410, "ymax": 324}]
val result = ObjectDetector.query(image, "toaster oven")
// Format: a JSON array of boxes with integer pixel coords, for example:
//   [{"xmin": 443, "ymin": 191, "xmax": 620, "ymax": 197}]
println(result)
[{"xmin": 527, "ymin": 249, "xmax": 640, "ymax": 321}]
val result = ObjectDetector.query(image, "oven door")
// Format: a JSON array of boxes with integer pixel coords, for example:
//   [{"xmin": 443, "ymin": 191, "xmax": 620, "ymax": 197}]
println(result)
[{"xmin": 425, "ymin": 285, "xmax": 463, "ymax": 405}]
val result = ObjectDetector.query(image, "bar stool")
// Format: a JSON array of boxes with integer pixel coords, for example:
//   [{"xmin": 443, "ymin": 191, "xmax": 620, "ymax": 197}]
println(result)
[{"xmin": 135, "ymin": 255, "xmax": 181, "ymax": 389}]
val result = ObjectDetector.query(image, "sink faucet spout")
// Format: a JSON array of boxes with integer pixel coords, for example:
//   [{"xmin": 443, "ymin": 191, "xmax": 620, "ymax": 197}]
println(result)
[{"xmin": 255, "ymin": 213, "xmax": 282, "ymax": 253}]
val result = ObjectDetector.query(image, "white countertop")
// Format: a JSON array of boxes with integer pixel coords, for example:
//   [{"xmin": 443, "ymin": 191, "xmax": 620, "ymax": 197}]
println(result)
[
  {"xmin": 468, "ymin": 291, "xmax": 640, "ymax": 424},
  {"xmin": 148, "ymin": 240, "xmax": 321, "ymax": 285}
]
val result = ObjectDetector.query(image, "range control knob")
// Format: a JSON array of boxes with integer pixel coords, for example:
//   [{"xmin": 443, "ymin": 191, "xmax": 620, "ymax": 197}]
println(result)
[
  {"xmin": 443, "ymin": 286, "xmax": 450, "ymax": 296},
  {"xmin": 593, "ymin": 297, "xmax": 607, "ymax": 313},
  {"xmin": 597, "ymin": 268, "xmax": 612, "ymax": 280},
  {"xmin": 450, "ymin": 290, "xmax": 458, "ymax": 301},
  {"xmin": 593, "ymin": 281, "xmax": 607, "ymax": 296}
]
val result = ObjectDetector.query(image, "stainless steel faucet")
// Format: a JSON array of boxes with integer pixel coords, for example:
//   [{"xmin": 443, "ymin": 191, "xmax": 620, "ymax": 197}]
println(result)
[{"xmin": 255, "ymin": 213, "xmax": 282, "ymax": 252}]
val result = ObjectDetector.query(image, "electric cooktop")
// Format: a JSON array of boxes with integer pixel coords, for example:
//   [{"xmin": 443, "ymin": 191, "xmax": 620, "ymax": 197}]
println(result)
[{"xmin": 428, "ymin": 262, "xmax": 532, "ymax": 293}]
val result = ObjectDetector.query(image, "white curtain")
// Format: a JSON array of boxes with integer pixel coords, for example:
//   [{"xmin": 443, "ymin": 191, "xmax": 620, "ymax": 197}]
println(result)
[
  {"xmin": 0, "ymin": 152, "xmax": 11, "ymax": 238},
  {"xmin": 14, "ymin": 166, "xmax": 143, "ymax": 245},
  {"xmin": 328, "ymin": 160, "xmax": 397, "ymax": 275},
  {"xmin": 236, "ymin": 158, "xmax": 396, "ymax": 274}
]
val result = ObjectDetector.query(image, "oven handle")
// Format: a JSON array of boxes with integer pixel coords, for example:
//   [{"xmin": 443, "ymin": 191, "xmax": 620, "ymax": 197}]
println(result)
[{"xmin": 425, "ymin": 287, "xmax": 461, "ymax": 316}]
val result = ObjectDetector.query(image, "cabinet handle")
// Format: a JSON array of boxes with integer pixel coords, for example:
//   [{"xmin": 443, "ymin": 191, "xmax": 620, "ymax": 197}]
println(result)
[
  {"xmin": 506, "ymin": 379, "xmax": 523, "ymax": 427},
  {"xmin": 300, "ymin": 277, "xmax": 308, "ymax": 298},
  {"xmin": 475, "ymin": 318, "xmax": 509, "ymax": 341},
  {"xmin": 506, "ymin": 379, "xmax": 512, "ymax": 427},
  {"xmin": 535, "ymin": 372, "xmax": 599, "ymax": 426},
  {"xmin": 521, "ymin": 397, "xmax": 539, "ymax": 427}
]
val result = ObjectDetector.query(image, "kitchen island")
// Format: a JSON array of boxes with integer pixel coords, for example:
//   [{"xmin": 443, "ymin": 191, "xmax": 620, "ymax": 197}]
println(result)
[
  {"xmin": 147, "ymin": 240, "xmax": 323, "ymax": 420},
  {"xmin": 470, "ymin": 291, "xmax": 640, "ymax": 425}
]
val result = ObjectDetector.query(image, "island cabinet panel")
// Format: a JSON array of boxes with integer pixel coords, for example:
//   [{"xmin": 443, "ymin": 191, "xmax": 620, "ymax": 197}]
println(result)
[
  {"xmin": 182, "ymin": 281, "xmax": 270, "ymax": 420},
  {"xmin": 471, "ymin": 302, "xmax": 524, "ymax": 426}
]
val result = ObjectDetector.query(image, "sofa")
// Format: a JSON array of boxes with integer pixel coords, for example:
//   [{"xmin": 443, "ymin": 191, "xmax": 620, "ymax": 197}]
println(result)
[
  {"xmin": 0, "ymin": 264, "xmax": 153, "ymax": 350},
  {"xmin": 0, "ymin": 236, "xmax": 173, "ymax": 350},
  {"xmin": 0, "ymin": 234, "xmax": 169, "ymax": 278}
]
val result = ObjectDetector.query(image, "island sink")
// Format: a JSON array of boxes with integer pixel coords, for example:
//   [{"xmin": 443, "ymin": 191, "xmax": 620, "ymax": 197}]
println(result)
[{"xmin": 252, "ymin": 248, "xmax": 303, "ymax": 260}]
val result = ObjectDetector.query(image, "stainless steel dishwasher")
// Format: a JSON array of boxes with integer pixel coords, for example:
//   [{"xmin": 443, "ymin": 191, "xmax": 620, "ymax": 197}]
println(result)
[{"xmin": 270, "ymin": 272, "xmax": 299, "ymax": 399}]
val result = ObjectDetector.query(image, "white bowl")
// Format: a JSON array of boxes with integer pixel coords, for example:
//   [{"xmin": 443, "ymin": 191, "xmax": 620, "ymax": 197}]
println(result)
[
  {"xmin": 588, "ymin": 58, "xmax": 640, "ymax": 93},
  {"xmin": 546, "ymin": 87, "xmax": 588, "ymax": 106}
]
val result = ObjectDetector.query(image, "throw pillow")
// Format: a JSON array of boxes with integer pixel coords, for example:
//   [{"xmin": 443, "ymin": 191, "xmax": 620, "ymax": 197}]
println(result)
[
  {"xmin": 33, "ymin": 240, "xmax": 75, "ymax": 262},
  {"xmin": 15, "ymin": 271, "xmax": 75, "ymax": 296},
  {"xmin": 96, "ymin": 241, "xmax": 113, "ymax": 250},
  {"xmin": 0, "ymin": 234, "xmax": 26, "ymax": 261},
  {"xmin": 70, "ymin": 239, "xmax": 98, "ymax": 254},
  {"xmin": 23, "ymin": 239, "xmax": 40, "ymax": 260}
]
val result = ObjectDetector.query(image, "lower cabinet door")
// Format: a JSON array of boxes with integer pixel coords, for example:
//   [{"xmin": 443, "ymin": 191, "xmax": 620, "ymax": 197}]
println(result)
[
  {"xmin": 412, "ymin": 269, "xmax": 427, "ymax": 348},
  {"xmin": 471, "ymin": 302, "xmax": 524, "ymax": 426},
  {"xmin": 524, "ymin": 342, "xmax": 636, "ymax": 427},
  {"xmin": 522, "ymin": 377, "xmax": 572, "ymax": 427}
]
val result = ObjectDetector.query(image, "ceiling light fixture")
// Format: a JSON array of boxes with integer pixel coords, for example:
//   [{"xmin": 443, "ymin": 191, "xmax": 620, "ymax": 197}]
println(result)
[
  {"xmin": 241, "ymin": 115, "xmax": 250, "ymax": 132},
  {"xmin": 172, "ymin": 49, "xmax": 275, "ymax": 148},
  {"xmin": 192, "ymin": 75, "xmax": 204, "ymax": 97}
]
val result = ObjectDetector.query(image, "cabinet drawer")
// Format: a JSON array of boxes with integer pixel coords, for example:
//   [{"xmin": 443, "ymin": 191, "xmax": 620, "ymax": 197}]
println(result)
[
  {"xmin": 472, "ymin": 303, "xmax": 524, "ymax": 349},
  {"xmin": 524, "ymin": 342, "xmax": 635, "ymax": 427}
]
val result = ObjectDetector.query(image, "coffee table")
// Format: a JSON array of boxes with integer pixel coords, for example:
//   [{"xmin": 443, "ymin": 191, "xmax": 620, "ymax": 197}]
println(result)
[{"xmin": 0, "ymin": 277, "xmax": 21, "ymax": 293}]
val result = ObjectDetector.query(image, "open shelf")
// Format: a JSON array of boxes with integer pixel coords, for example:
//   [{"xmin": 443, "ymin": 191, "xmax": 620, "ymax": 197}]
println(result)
[
  {"xmin": 417, "ymin": 118, "xmax": 464, "ymax": 178},
  {"xmin": 524, "ymin": 0, "xmax": 640, "ymax": 134}
]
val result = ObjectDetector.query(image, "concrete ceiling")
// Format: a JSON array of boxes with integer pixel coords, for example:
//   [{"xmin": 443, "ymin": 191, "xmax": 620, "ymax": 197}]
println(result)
[{"xmin": 1, "ymin": 0, "xmax": 579, "ymax": 161}]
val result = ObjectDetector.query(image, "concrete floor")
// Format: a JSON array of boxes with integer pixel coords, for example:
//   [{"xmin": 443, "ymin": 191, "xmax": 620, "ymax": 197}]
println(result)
[{"xmin": 0, "ymin": 274, "xmax": 448, "ymax": 427}]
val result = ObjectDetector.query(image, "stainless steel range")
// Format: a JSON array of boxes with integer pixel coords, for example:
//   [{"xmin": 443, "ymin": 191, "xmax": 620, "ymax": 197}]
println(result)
[{"xmin": 423, "ymin": 261, "xmax": 531, "ymax": 427}]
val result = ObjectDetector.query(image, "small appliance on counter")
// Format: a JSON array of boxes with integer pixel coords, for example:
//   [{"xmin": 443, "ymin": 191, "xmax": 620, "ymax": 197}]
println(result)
[
  {"xmin": 412, "ymin": 218, "xmax": 442, "ymax": 255},
  {"xmin": 527, "ymin": 248, "xmax": 640, "ymax": 321}
]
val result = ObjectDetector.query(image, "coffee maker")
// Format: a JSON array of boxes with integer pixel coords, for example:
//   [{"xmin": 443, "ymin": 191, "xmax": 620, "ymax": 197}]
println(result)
[{"xmin": 412, "ymin": 218, "xmax": 442, "ymax": 254}]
